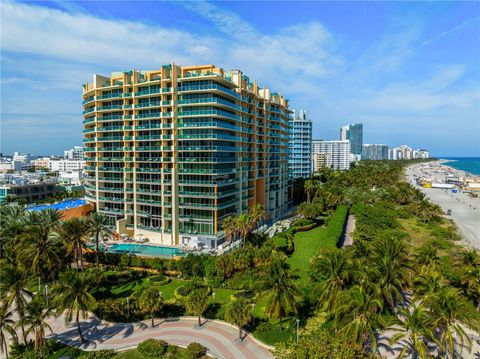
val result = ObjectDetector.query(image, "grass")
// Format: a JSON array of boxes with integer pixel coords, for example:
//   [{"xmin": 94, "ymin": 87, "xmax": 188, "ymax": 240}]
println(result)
[
  {"xmin": 114, "ymin": 349, "xmax": 145, "ymax": 359},
  {"xmin": 287, "ymin": 225, "xmax": 329, "ymax": 286}
]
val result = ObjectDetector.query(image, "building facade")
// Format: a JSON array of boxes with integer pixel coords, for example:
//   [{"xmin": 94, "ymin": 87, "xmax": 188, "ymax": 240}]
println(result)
[
  {"xmin": 0, "ymin": 182, "xmax": 59, "ymax": 204},
  {"xmin": 362, "ymin": 144, "xmax": 389, "ymax": 161},
  {"xmin": 64, "ymin": 146, "xmax": 85, "ymax": 161},
  {"xmin": 82, "ymin": 64, "xmax": 291, "ymax": 248},
  {"xmin": 288, "ymin": 109, "xmax": 312, "ymax": 179},
  {"xmin": 312, "ymin": 140, "xmax": 351, "ymax": 171}
]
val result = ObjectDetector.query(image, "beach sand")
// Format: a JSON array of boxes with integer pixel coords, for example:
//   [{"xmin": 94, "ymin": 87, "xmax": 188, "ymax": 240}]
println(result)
[{"xmin": 405, "ymin": 161, "xmax": 480, "ymax": 250}]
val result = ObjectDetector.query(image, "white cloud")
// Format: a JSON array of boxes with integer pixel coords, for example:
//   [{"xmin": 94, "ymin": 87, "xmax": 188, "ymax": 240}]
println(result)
[{"xmin": 0, "ymin": 1, "xmax": 478, "ymax": 156}]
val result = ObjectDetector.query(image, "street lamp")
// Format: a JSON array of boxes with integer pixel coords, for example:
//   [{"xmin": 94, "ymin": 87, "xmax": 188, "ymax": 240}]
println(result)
[
  {"xmin": 296, "ymin": 319, "xmax": 300, "ymax": 345},
  {"xmin": 126, "ymin": 297, "xmax": 130, "ymax": 319},
  {"xmin": 212, "ymin": 292, "xmax": 216, "ymax": 303},
  {"xmin": 158, "ymin": 291, "xmax": 162, "ymax": 299},
  {"xmin": 251, "ymin": 303, "xmax": 256, "ymax": 326},
  {"xmin": 45, "ymin": 285, "xmax": 49, "ymax": 308}
]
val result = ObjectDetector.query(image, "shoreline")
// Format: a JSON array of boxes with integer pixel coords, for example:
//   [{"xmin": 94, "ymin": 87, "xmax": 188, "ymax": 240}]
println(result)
[
  {"xmin": 436, "ymin": 157, "xmax": 480, "ymax": 178},
  {"xmin": 405, "ymin": 161, "xmax": 480, "ymax": 250}
]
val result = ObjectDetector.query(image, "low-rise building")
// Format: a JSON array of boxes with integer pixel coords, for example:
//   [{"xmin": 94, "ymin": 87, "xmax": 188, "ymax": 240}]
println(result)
[{"xmin": 0, "ymin": 182, "xmax": 60, "ymax": 204}]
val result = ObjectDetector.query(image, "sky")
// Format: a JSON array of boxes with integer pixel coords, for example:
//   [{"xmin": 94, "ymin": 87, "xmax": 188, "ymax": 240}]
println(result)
[{"xmin": 1, "ymin": 0, "xmax": 479, "ymax": 157}]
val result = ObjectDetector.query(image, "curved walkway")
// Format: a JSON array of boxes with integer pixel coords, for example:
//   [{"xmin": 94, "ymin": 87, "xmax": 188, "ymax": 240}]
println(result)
[{"xmin": 46, "ymin": 314, "xmax": 273, "ymax": 359}]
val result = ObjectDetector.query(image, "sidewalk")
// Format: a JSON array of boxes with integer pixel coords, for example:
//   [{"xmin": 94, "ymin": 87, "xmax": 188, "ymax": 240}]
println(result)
[{"xmin": 46, "ymin": 314, "xmax": 273, "ymax": 359}]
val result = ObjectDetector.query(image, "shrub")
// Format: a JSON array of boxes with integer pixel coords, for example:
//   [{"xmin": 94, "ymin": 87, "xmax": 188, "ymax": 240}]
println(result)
[
  {"xmin": 149, "ymin": 275, "xmax": 171, "ymax": 286},
  {"xmin": 137, "ymin": 338, "xmax": 168, "ymax": 358},
  {"xmin": 231, "ymin": 290, "xmax": 255, "ymax": 301},
  {"xmin": 185, "ymin": 342, "xmax": 207, "ymax": 358}
]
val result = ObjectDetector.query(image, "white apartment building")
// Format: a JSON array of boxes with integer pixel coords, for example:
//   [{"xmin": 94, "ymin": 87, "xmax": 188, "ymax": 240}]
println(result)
[
  {"xmin": 312, "ymin": 140, "xmax": 351, "ymax": 171},
  {"xmin": 64, "ymin": 146, "xmax": 85, "ymax": 161},
  {"xmin": 49, "ymin": 159, "xmax": 85, "ymax": 172}
]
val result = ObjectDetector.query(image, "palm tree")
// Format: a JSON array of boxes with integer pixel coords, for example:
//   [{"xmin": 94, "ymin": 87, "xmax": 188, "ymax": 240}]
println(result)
[
  {"xmin": 255, "ymin": 253, "xmax": 299, "ymax": 325},
  {"xmin": 18, "ymin": 209, "xmax": 63, "ymax": 280},
  {"xmin": 139, "ymin": 287, "xmax": 163, "ymax": 327},
  {"xmin": 310, "ymin": 249, "xmax": 350, "ymax": 310},
  {"xmin": 57, "ymin": 217, "xmax": 91, "ymax": 270},
  {"xmin": 333, "ymin": 283, "xmax": 383, "ymax": 351},
  {"xmin": 0, "ymin": 264, "xmax": 32, "ymax": 343},
  {"xmin": 414, "ymin": 270, "xmax": 446, "ymax": 298},
  {"xmin": 88, "ymin": 213, "xmax": 112, "ymax": 269},
  {"xmin": 236, "ymin": 213, "xmax": 251, "ymax": 246},
  {"xmin": 248, "ymin": 204, "xmax": 266, "ymax": 230},
  {"xmin": 52, "ymin": 270, "xmax": 95, "ymax": 343},
  {"xmin": 185, "ymin": 288, "xmax": 209, "ymax": 327},
  {"xmin": 461, "ymin": 264, "xmax": 480, "ymax": 311},
  {"xmin": 415, "ymin": 244, "xmax": 441, "ymax": 273},
  {"xmin": 457, "ymin": 249, "xmax": 480, "ymax": 268},
  {"xmin": 24, "ymin": 295, "xmax": 53, "ymax": 353},
  {"xmin": 371, "ymin": 237, "xmax": 411, "ymax": 311},
  {"xmin": 0, "ymin": 206, "xmax": 25, "ymax": 261},
  {"xmin": 0, "ymin": 305, "xmax": 17, "ymax": 359},
  {"xmin": 389, "ymin": 303, "xmax": 437, "ymax": 359},
  {"xmin": 221, "ymin": 216, "xmax": 237, "ymax": 243},
  {"xmin": 304, "ymin": 179, "xmax": 318, "ymax": 203},
  {"xmin": 224, "ymin": 298, "xmax": 252, "ymax": 341},
  {"xmin": 427, "ymin": 287, "xmax": 476, "ymax": 357}
]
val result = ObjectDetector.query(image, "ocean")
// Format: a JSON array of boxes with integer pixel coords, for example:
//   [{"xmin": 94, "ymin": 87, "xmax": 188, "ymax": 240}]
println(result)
[{"xmin": 440, "ymin": 157, "xmax": 480, "ymax": 176}]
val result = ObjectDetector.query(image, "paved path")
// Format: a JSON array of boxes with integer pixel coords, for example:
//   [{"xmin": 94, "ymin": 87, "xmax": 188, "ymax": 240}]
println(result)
[
  {"xmin": 342, "ymin": 215, "xmax": 356, "ymax": 247},
  {"xmin": 45, "ymin": 315, "xmax": 273, "ymax": 359}
]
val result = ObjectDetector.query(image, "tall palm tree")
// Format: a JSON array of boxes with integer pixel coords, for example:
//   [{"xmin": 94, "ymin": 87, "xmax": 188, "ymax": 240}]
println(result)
[
  {"xmin": 52, "ymin": 270, "xmax": 95, "ymax": 343},
  {"xmin": 88, "ymin": 213, "xmax": 112, "ymax": 269},
  {"xmin": 236, "ymin": 213, "xmax": 251, "ymax": 246},
  {"xmin": 0, "ymin": 264, "xmax": 32, "ymax": 343},
  {"xmin": 18, "ymin": 209, "xmax": 63, "ymax": 280},
  {"xmin": 139, "ymin": 286, "xmax": 163, "ymax": 327},
  {"xmin": 389, "ymin": 303, "xmax": 437, "ymax": 359},
  {"xmin": 185, "ymin": 288, "xmax": 209, "ymax": 327},
  {"xmin": 56, "ymin": 217, "xmax": 91, "ymax": 270},
  {"xmin": 248, "ymin": 204, "xmax": 266, "ymax": 230},
  {"xmin": 0, "ymin": 305, "xmax": 17, "ymax": 359},
  {"xmin": 414, "ymin": 270, "xmax": 446, "ymax": 298},
  {"xmin": 304, "ymin": 179, "xmax": 318, "ymax": 203},
  {"xmin": 427, "ymin": 287, "xmax": 476, "ymax": 357},
  {"xmin": 24, "ymin": 295, "xmax": 53, "ymax": 353},
  {"xmin": 310, "ymin": 249, "xmax": 350, "ymax": 310},
  {"xmin": 221, "ymin": 216, "xmax": 237, "ymax": 243},
  {"xmin": 225, "ymin": 298, "xmax": 252, "ymax": 340},
  {"xmin": 255, "ymin": 253, "xmax": 299, "ymax": 325},
  {"xmin": 333, "ymin": 283, "xmax": 383, "ymax": 351}
]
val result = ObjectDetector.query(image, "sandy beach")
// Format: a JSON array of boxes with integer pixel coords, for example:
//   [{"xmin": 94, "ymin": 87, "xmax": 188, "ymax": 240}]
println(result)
[{"xmin": 405, "ymin": 161, "xmax": 480, "ymax": 250}]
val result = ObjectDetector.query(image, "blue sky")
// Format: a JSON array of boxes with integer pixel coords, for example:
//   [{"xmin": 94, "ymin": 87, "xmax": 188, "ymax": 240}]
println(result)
[{"xmin": 1, "ymin": 1, "xmax": 479, "ymax": 156}]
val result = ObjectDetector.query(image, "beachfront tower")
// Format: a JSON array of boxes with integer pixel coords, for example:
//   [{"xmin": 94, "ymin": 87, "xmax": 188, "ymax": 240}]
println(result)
[
  {"xmin": 82, "ymin": 64, "xmax": 291, "ymax": 249},
  {"xmin": 339, "ymin": 123, "xmax": 363, "ymax": 156},
  {"xmin": 288, "ymin": 109, "xmax": 312, "ymax": 179}
]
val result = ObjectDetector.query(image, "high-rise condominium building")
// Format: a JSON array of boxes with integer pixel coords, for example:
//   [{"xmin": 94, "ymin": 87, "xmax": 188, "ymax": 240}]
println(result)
[
  {"xmin": 312, "ymin": 140, "xmax": 351, "ymax": 171},
  {"xmin": 82, "ymin": 64, "xmax": 291, "ymax": 248},
  {"xmin": 362, "ymin": 144, "xmax": 389, "ymax": 161},
  {"xmin": 339, "ymin": 123, "xmax": 363, "ymax": 156},
  {"xmin": 288, "ymin": 109, "xmax": 312, "ymax": 179}
]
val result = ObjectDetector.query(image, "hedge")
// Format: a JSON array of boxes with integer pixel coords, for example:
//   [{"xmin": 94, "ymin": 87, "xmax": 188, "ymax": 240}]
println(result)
[
  {"xmin": 85, "ymin": 252, "xmax": 177, "ymax": 272},
  {"xmin": 325, "ymin": 205, "xmax": 348, "ymax": 248}
]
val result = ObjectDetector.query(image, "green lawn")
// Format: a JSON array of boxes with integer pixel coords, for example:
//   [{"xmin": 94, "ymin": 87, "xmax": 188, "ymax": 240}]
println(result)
[{"xmin": 287, "ymin": 225, "xmax": 330, "ymax": 286}]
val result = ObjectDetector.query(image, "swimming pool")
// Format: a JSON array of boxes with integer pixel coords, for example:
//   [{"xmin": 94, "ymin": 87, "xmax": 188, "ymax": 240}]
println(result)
[
  {"xmin": 107, "ymin": 243, "xmax": 183, "ymax": 258},
  {"xmin": 28, "ymin": 199, "xmax": 87, "ymax": 212}
]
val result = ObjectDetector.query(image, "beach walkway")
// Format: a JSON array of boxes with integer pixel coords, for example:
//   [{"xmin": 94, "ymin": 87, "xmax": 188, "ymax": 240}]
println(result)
[{"xmin": 43, "ymin": 314, "xmax": 273, "ymax": 359}]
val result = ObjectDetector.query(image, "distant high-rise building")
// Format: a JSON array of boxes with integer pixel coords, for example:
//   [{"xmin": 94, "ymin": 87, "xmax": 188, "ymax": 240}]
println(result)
[
  {"xmin": 288, "ymin": 109, "xmax": 312, "ymax": 179},
  {"xmin": 362, "ymin": 144, "xmax": 389, "ymax": 161},
  {"xmin": 312, "ymin": 140, "xmax": 351, "ymax": 171},
  {"xmin": 339, "ymin": 123, "xmax": 363, "ymax": 156}
]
